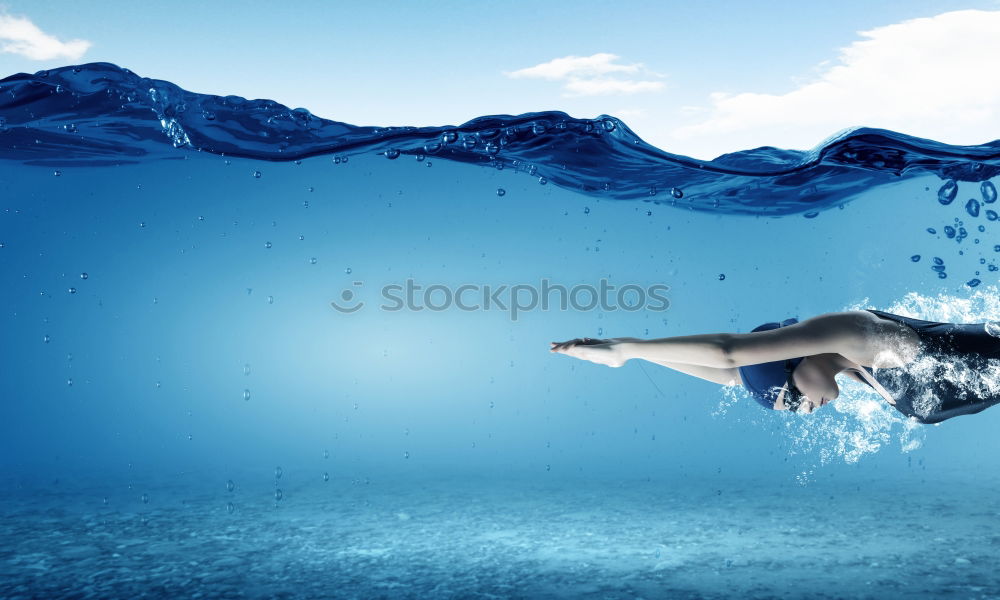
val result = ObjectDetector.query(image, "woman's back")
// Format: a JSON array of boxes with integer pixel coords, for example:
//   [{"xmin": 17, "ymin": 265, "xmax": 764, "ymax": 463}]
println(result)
[{"xmin": 860, "ymin": 309, "xmax": 1000, "ymax": 424}]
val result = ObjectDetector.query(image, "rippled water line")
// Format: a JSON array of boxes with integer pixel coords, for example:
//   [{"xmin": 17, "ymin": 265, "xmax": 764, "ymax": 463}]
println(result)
[{"xmin": 3, "ymin": 62, "xmax": 1000, "ymax": 215}]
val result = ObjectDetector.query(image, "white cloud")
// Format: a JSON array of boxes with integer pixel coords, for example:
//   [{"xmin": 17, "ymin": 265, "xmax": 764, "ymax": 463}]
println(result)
[
  {"xmin": 0, "ymin": 13, "xmax": 91, "ymax": 60},
  {"xmin": 505, "ymin": 53, "xmax": 664, "ymax": 97},
  {"xmin": 664, "ymin": 9, "xmax": 1000, "ymax": 160}
]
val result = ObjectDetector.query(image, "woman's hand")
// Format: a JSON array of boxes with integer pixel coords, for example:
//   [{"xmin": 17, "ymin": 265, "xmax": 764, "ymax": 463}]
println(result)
[{"xmin": 549, "ymin": 337, "xmax": 637, "ymax": 368}]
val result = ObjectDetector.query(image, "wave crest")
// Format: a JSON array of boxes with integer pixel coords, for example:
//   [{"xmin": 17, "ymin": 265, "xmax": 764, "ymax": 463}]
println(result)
[{"xmin": 2, "ymin": 62, "xmax": 999, "ymax": 215}]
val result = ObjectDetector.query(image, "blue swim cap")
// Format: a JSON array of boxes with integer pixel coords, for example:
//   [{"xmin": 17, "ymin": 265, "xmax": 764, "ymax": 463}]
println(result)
[{"xmin": 738, "ymin": 318, "xmax": 805, "ymax": 409}]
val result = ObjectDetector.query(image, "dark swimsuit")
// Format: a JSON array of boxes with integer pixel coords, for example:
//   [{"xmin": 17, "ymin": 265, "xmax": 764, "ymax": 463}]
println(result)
[{"xmin": 857, "ymin": 309, "xmax": 1000, "ymax": 424}]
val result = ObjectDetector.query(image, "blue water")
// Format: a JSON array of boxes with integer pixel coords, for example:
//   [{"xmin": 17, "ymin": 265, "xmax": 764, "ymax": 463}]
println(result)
[{"xmin": 3, "ymin": 63, "xmax": 1000, "ymax": 599}]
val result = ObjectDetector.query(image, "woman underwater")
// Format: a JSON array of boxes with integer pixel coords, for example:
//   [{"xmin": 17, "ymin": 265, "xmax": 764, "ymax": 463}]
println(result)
[{"xmin": 550, "ymin": 309, "xmax": 1000, "ymax": 424}]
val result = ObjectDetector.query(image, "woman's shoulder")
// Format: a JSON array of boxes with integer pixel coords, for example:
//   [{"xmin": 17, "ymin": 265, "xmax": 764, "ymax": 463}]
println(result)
[
  {"xmin": 796, "ymin": 310, "xmax": 884, "ymax": 330},
  {"xmin": 826, "ymin": 310, "xmax": 922, "ymax": 368}
]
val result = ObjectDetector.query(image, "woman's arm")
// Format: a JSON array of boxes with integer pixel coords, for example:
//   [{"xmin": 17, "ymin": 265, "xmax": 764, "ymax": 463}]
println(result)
[
  {"xmin": 640, "ymin": 358, "xmax": 742, "ymax": 386},
  {"xmin": 548, "ymin": 336, "xmax": 739, "ymax": 384},
  {"xmin": 550, "ymin": 311, "xmax": 870, "ymax": 369}
]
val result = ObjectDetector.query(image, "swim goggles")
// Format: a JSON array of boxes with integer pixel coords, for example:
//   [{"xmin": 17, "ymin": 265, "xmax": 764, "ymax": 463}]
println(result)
[{"xmin": 780, "ymin": 358, "xmax": 807, "ymax": 412}]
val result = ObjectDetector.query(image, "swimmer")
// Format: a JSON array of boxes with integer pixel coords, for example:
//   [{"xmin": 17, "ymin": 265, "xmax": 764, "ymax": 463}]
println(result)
[{"xmin": 550, "ymin": 309, "xmax": 1000, "ymax": 424}]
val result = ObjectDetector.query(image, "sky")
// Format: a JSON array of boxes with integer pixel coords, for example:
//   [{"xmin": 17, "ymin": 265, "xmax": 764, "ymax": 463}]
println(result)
[{"xmin": 0, "ymin": 0, "xmax": 999, "ymax": 160}]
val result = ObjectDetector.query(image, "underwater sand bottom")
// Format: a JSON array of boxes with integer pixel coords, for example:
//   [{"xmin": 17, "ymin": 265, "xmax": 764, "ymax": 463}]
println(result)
[{"xmin": 2, "ymin": 473, "xmax": 998, "ymax": 599}]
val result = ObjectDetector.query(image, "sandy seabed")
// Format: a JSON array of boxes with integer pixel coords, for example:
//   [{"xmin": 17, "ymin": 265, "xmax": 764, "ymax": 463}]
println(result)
[{"xmin": 2, "ymin": 472, "xmax": 999, "ymax": 600}]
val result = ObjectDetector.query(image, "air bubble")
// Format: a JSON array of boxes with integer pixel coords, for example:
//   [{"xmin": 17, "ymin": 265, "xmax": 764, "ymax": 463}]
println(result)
[
  {"xmin": 252, "ymin": 170, "xmax": 261, "ymax": 178},
  {"xmin": 910, "ymin": 255, "xmax": 921, "ymax": 262},
  {"xmin": 496, "ymin": 188, "xmax": 506, "ymax": 197},
  {"xmin": 670, "ymin": 187, "xmax": 684, "ymax": 199},
  {"xmin": 264, "ymin": 241, "xmax": 272, "ymax": 249},
  {"xmin": 310, "ymin": 257, "xmax": 317, "ymax": 264},
  {"xmin": 982, "ymin": 181, "xmax": 998, "ymax": 204},
  {"xmin": 384, "ymin": 149, "xmax": 400, "ymax": 160},
  {"xmin": 226, "ymin": 479, "xmax": 235, "ymax": 492},
  {"xmin": 243, "ymin": 388, "xmax": 250, "ymax": 401},
  {"xmin": 966, "ymin": 198, "xmax": 981, "ymax": 218},
  {"xmin": 937, "ymin": 180, "xmax": 958, "ymax": 205}
]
